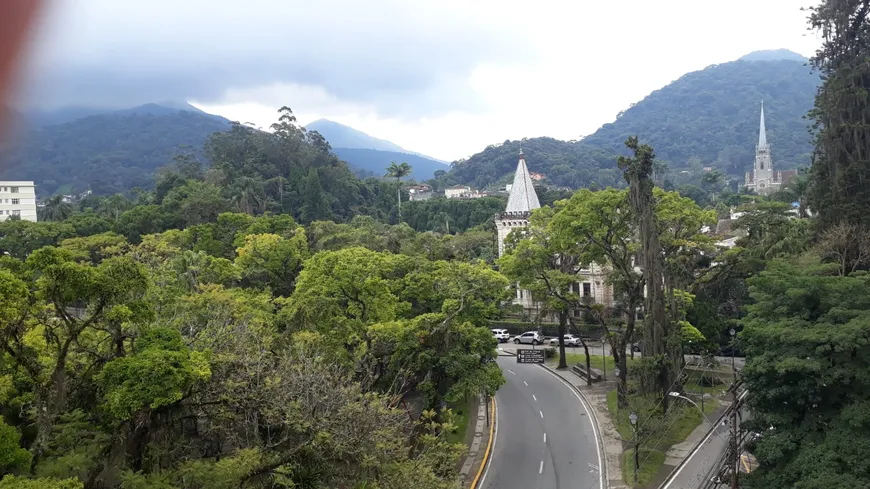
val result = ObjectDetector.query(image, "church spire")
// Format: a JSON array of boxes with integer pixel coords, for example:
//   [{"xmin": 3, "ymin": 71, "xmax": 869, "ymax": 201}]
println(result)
[
  {"xmin": 505, "ymin": 149, "xmax": 541, "ymax": 214},
  {"xmin": 758, "ymin": 101, "xmax": 768, "ymax": 148}
]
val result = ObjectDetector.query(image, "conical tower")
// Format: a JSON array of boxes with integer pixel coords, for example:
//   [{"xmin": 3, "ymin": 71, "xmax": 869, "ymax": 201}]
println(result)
[{"xmin": 496, "ymin": 149, "xmax": 541, "ymax": 257}]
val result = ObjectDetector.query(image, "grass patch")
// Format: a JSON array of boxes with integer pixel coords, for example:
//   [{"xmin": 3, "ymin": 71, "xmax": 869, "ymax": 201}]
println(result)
[
  {"xmin": 683, "ymin": 368, "xmax": 729, "ymax": 397},
  {"xmin": 606, "ymin": 389, "xmax": 716, "ymax": 487},
  {"xmin": 623, "ymin": 447, "xmax": 665, "ymax": 486},
  {"xmin": 446, "ymin": 397, "xmax": 472, "ymax": 445},
  {"xmin": 554, "ymin": 351, "xmax": 639, "ymax": 377}
]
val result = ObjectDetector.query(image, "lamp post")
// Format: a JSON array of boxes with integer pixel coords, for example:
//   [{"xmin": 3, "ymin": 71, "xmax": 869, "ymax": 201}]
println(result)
[
  {"xmin": 629, "ymin": 411, "xmax": 639, "ymax": 484},
  {"xmin": 729, "ymin": 328, "xmax": 736, "ymax": 381},
  {"xmin": 668, "ymin": 392, "xmax": 715, "ymax": 426},
  {"xmin": 601, "ymin": 334, "xmax": 607, "ymax": 381}
]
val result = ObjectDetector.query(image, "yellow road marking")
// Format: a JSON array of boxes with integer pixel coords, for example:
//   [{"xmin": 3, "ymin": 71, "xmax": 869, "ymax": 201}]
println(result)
[{"xmin": 470, "ymin": 397, "xmax": 496, "ymax": 489}]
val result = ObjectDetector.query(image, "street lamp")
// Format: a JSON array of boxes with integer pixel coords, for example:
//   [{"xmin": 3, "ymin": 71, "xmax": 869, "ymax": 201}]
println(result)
[
  {"xmin": 629, "ymin": 411, "xmax": 639, "ymax": 484},
  {"xmin": 668, "ymin": 391, "xmax": 715, "ymax": 427},
  {"xmin": 729, "ymin": 328, "xmax": 737, "ymax": 381}
]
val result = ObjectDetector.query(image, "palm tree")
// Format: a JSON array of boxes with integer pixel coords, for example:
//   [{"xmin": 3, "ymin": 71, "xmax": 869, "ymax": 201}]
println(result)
[
  {"xmin": 232, "ymin": 176, "xmax": 265, "ymax": 215},
  {"xmin": 41, "ymin": 195, "xmax": 73, "ymax": 221},
  {"xmin": 385, "ymin": 162, "xmax": 412, "ymax": 212}
]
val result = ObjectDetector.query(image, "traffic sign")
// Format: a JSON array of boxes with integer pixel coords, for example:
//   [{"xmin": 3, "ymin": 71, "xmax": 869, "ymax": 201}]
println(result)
[{"xmin": 517, "ymin": 349, "xmax": 545, "ymax": 364}]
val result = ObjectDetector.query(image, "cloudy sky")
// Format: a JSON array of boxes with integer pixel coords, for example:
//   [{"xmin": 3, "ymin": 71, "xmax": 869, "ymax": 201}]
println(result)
[{"xmin": 19, "ymin": 0, "xmax": 820, "ymax": 161}]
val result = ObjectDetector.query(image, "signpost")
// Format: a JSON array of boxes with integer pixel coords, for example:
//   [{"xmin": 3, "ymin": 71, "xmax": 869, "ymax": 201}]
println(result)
[{"xmin": 516, "ymin": 349, "xmax": 545, "ymax": 364}]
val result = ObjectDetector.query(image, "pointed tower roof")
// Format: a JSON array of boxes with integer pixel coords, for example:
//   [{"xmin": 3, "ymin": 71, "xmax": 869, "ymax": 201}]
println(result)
[
  {"xmin": 758, "ymin": 101, "xmax": 768, "ymax": 147},
  {"xmin": 504, "ymin": 149, "xmax": 541, "ymax": 214}
]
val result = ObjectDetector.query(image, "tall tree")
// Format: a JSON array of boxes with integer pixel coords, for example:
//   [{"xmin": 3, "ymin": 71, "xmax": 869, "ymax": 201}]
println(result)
[
  {"xmin": 549, "ymin": 188, "xmax": 642, "ymax": 404},
  {"xmin": 618, "ymin": 136, "xmax": 679, "ymax": 407},
  {"xmin": 498, "ymin": 208, "xmax": 594, "ymax": 377},
  {"xmin": 807, "ymin": 0, "xmax": 870, "ymax": 235},
  {"xmin": 742, "ymin": 254, "xmax": 870, "ymax": 489},
  {"xmin": 386, "ymin": 162, "xmax": 412, "ymax": 212}
]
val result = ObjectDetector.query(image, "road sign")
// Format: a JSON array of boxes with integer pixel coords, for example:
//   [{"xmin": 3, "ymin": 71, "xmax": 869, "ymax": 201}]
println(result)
[{"xmin": 517, "ymin": 348, "xmax": 545, "ymax": 364}]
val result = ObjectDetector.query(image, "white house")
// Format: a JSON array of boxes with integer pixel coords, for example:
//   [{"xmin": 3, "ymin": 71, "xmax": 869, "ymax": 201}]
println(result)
[{"xmin": 0, "ymin": 181, "xmax": 37, "ymax": 222}]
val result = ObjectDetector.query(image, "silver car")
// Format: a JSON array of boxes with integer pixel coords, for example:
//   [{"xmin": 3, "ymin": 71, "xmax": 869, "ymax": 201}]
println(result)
[{"xmin": 513, "ymin": 331, "xmax": 543, "ymax": 345}]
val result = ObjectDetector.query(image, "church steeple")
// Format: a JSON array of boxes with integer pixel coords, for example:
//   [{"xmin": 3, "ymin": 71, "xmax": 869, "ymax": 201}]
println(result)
[
  {"xmin": 504, "ymin": 149, "xmax": 541, "ymax": 214},
  {"xmin": 754, "ymin": 101, "xmax": 773, "ymax": 173},
  {"xmin": 758, "ymin": 100, "xmax": 768, "ymax": 148}
]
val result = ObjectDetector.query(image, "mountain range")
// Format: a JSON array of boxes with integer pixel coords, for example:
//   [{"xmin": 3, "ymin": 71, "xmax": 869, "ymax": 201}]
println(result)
[
  {"xmin": 437, "ymin": 49, "xmax": 819, "ymax": 190},
  {"xmin": 0, "ymin": 49, "xmax": 818, "ymax": 197},
  {"xmin": 304, "ymin": 119, "xmax": 449, "ymax": 181},
  {"xmin": 0, "ymin": 103, "xmax": 232, "ymax": 195}
]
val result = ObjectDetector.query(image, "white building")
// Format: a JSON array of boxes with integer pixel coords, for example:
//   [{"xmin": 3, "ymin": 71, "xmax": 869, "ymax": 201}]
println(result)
[
  {"xmin": 444, "ymin": 186, "xmax": 472, "ymax": 199},
  {"xmin": 0, "ymin": 181, "xmax": 37, "ymax": 222},
  {"xmin": 495, "ymin": 150, "xmax": 613, "ymax": 318}
]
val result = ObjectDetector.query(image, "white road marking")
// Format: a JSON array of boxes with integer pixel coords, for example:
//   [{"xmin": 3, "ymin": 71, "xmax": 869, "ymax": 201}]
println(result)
[
  {"xmin": 533, "ymin": 394, "xmax": 537, "ymax": 401},
  {"xmin": 539, "ymin": 410, "xmax": 544, "ymax": 419},
  {"xmin": 589, "ymin": 463, "xmax": 599, "ymax": 471},
  {"xmin": 543, "ymin": 433, "xmax": 547, "ymax": 443},
  {"xmin": 507, "ymin": 369, "xmax": 516, "ymax": 375},
  {"xmin": 539, "ymin": 366, "xmax": 606, "ymax": 489},
  {"xmin": 524, "ymin": 381, "xmax": 529, "ymax": 386},
  {"xmin": 539, "ymin": 460, "xmax": 544, "ymax": 474}
]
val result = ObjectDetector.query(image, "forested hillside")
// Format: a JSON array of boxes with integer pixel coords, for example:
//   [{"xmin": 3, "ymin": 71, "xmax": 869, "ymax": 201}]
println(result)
[
  {"xmin": 434, "ymin": 137, "xmax": 622, "ymax": 190},
  {"xmin": 0, "ymin": 106, "xmax": 231, "ymax": 196},
  {"xmin": 440, "ymin": 51, "xmax": 818, "ymax": 189},
  {"xmin": 582, "ymin": 55, "xmax": 818, "ymax": 174}
]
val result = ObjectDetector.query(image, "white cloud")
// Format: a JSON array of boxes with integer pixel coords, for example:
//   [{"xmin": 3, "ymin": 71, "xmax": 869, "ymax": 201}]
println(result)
[{"xmin": 26, "ymin": 0, "xmax": 823, "ymax": 161}]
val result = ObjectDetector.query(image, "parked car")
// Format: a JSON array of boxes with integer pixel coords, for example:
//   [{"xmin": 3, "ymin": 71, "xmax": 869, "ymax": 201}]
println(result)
[
  {"xmin": 549, "ymin": 334, "xmax": 582, "ymax": 347},
  {"xmin": 514, "ymin": 331, "xmax": 543, "ymax": 345},
  {"xmin": 491, "ymin": 328, "xmax": 510, "ymax": 343}
]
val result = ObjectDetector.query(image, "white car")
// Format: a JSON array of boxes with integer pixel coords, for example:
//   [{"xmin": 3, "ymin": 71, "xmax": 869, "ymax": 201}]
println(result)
[
  {"xmin": 513, "ymin": 331, "xmax": 543, "ymax": 345},
  {"xmin": 549, "ymin": 334, "xmax": 582, "ymax": 347},
  {"xmin": 491, "ymin": 328, "xmax": 510, "ymax": 343}
]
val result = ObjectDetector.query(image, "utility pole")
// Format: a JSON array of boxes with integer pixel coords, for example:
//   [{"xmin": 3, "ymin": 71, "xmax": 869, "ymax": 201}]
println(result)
[
  {"xmin": 730, "ymin": 388, "xmax": 738, "ymax": 489},
  {"xmin": 629, "ymin": 412, "xmax": 639, "ymax": 484},
  {"xmin": 729, "ymin": 328, "xmax": 738, "ymax": 489}
]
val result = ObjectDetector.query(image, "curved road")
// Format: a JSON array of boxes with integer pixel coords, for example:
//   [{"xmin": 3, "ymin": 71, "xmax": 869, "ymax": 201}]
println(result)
[{"xmin": 479, "ymin": 356, "xmax": 604, "ymax": 489}]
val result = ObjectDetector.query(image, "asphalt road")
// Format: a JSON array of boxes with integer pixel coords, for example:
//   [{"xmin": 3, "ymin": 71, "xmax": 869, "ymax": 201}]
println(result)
[{"xmin": 479, "ymin": 356, "xmax": 603, "ymax": 489}]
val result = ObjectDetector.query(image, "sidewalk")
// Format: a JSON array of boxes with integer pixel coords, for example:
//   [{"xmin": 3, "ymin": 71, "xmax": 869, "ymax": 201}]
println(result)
[
  {"xmin": 458, "ymin": 394, "xmax": 494, "ymax": 488},
  {"xmin": 545, "ymin": 366, "xmax": 629, "ymax": 489}
]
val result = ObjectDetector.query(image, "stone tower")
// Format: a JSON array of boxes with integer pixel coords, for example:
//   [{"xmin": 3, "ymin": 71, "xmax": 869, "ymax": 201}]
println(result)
[{"xmin": 496, "ymin": 149, "xmax": 541, "ymax": 257}]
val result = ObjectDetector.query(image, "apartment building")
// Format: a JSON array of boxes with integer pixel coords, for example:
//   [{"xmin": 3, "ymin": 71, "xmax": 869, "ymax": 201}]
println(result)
[{"xmin": 0, "ymin": 181, "xmax": 37, "ymax": 222}]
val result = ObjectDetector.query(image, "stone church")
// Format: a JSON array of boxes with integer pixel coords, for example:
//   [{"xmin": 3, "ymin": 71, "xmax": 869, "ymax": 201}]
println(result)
[
  {"xmin": 496, "ymin": 150, "xmax": 613, "ymax": 320},
  {"xmin": 744, "ymin": 102, "xmax": 798, "ymax": 195}
]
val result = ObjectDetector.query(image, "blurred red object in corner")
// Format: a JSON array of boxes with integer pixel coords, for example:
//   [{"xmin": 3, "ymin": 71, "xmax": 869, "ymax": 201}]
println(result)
[{"xmin": 0, "ymin": 1, "xmax": 44, "ymax": 137}]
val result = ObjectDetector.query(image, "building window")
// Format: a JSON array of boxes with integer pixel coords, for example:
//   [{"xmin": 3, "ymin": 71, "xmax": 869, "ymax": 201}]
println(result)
[
  {"xmin": 10, "ymin": 187, "xmax": 18, "ymax": 193},
  {"xmin": 11, "ymin": 199, "xmax": 18, "ymax": 205},
  {"xmin": 583, "ymin": 283, "xmax": 591, "ymax": 297},
  {"xmin": 11, "ymin": 210, "xmax": 20, "ymax": 216}
]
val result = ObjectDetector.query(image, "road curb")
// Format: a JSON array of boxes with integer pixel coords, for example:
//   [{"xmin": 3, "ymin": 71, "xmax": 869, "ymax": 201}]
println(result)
[
  {"xmin": 468, "ymin": 397, "xmax": 496, "ymax": 489},
  {"xmin": 538, "ymin": 363, "xmax": 611, "ymax": 489}
]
